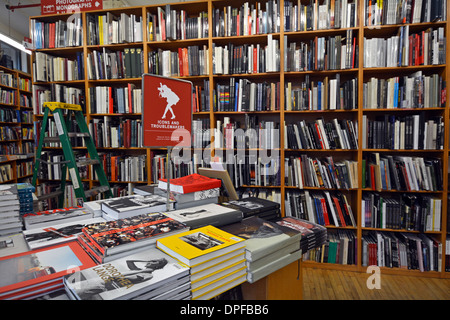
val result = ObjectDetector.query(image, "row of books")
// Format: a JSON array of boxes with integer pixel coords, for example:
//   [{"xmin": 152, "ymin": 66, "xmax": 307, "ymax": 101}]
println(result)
[
  {"xmin": 285, "ymin": 76, "xmax": 358, "ymax": 111},
  {"xmin": 361, "ymin": 192, "xmax": 441, "ymax": 232},
  {"xmin": 34, "ymin": 117, "xmax": 85, "ymax": 148},
  {"xmin": 0, "ymin": 109, "xmax": 21, "ymax": 123},
  {"xmin": 284, "ymin": 118, "xmax": 358, "ymax": 150},
  {"xmin": 89, "ymin": 117, "xmax": 143, "ymax": 149},
  {"xmin": 192, "ymin": 82, "xmax": 209, "ymax": 113},
  {"xmin": 284, "ymin": 155, "xmax": 357, "ymax": 190},
  {"xmin": 284, "ymin": 0, "xmax": 359, "ymax": 31},
  {"xmin": 18, "ymin": 78, "xmax": 31, "ymax": 92},
  {"xmin": 87, "ymin": 48, "xmax": 143, "ymax": 80},
  {"xmin": 214, "ymin": 117, "xmax": 279, "ymax": 150},
  {"xmin": 0, "ymin": 164, "xmax": 13, "ymax": 183},
  {"xmin": 16, "ymin": 161, "xmax": 33, "ymax": 180},
  {"xmin": 364, "ymin": 0, "xmax": 446, "ymax": 26},
  {"xmin": 34, "ymin": 52, "xmax": 84, "ymax": 83},
  {"xmin": 94, "ymin": 153, "xmax": 147, "ymax": 183},
  {"xmin": 284, "ymin": 30, "xmax": 358, "ymax": 71},
  {"xmin": 32, "ymin": 84, "xmax": 85, "ymax": 115},
  {"xmin": 212, "ymin": 1, "xmax": 280, "ymax": 37},
  {"xmin": 362, "ymin": 231, "xmax": 442, "ymax": 272},
  {"xmin": 0, "ymin": 88, "xmax": 17, "ymax": 105},
  {"xmin": 363, "ymin": 26, "xmax": 446, "ymax": 68},
  {"xmin": 149, "ymin": 5, "xmax": 208, "ymax": 42},
  {"xmin": 0, "ymin": 71, "xmax": 16, "ymax": 88},
  {"xmin": 19, "ymin": 95, "xmax": 32, "ymax": 109},
  {"xmin": 192, "ymin": 118, "xmax": 210, "ymax": 149},
  {"xmin": 37, "ymin": 151, "xmax": 88, "ymax": 181},
  {"xmin": 215, "ymin": 78, "xmax": 281, "ymax": 112},
  {"xmin": 213, "ymin": 35, "xmax": 280, "ymax": 74},
  {"xmin": 363, "ymin": 154, "xmax": 443, "ymax": 192},
  {"xmin": 0, "ymin": 126, "xmax": 20, "ymax": 141},
  {"xmin": 362, "ymin": 72, "xmax": 446, "ymax": 109},
  {"xmin": 362, "ymin": 114, "xmax": 444, "ymax": 150},
  {"xmin": 89, "ymin": 85, "xmax": 142, "ymax": 114},
  {"xmin": 86, "ymin": 12, "xmax": 143, "ymax": 46},
  {"xmin": 303, "ymin": 229, "xmax": 357, "ymax": 265},
  {"xmin": 30, "ymin": 17, "xmax": 83, "ymax": 49},
  {"xmin": 285, "ymin": 189, "xmax": 356, "ymax": 228},
  {"xmin": 150, "ymin": 153, "xmax": 204, "ymax": 183},
  {"xmin": 148, "ymin": 46, "xmax": 209, "ymax": 77}
]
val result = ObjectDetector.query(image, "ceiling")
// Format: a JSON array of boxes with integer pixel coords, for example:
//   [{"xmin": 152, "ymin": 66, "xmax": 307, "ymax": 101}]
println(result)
[{"xmin": 0, "ymin": 0, "xmax": 184, "ymax": 42}]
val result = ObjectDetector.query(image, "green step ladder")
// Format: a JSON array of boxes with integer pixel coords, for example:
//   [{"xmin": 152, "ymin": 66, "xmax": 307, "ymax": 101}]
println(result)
[{"xmin": 32, "ymin": 102, "xmax": 113, "ymax": 207}]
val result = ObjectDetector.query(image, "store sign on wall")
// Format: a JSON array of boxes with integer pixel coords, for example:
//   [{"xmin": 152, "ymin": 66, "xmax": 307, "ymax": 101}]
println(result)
[{"xmin": 41, "ymin": 0, "xmax": 103, "ymax": 15}]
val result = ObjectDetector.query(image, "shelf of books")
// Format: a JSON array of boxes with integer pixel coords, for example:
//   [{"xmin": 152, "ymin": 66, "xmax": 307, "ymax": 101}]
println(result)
[
  {"xmin": 29, "ymin": 0, "xmax": 449, "ymax": 278},
  {"xmin": 0, "ymin": 64, "xmax": 34, "ymax": 185}
]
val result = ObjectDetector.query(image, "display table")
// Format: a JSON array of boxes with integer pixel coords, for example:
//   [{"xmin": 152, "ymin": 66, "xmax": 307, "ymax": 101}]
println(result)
[{"xmin": 241, "ymin": 259, "xmax": 303, "ymax": 300}]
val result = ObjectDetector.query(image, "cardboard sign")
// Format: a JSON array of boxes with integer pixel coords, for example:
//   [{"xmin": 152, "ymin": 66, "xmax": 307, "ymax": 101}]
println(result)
[
  {"xmin": 142, "ymin": 74, "xmax": 192, "ymax": 148},
  {"xmin": 41, "ymin": 0, "xmax": 102, "ymax": 15}
]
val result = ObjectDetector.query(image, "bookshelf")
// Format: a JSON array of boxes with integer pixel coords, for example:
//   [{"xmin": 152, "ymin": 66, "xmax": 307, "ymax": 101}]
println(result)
[
  {"xmin": 29, "ymin": 0, "xmax": 449, "ymax": 278},
  {"xmin": 0, "ymin": 64, "xmax": 34, "ymax": 185}
]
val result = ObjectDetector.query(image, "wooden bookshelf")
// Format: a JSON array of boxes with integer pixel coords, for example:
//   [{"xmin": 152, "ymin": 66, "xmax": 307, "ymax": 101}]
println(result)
[
  {"xmin": 29, "ymin": 0, "xmax": 449, "ymax": 278},
  {"xmin": 0, "ymin": 65, "xmax": 34, "ymax": 184}
]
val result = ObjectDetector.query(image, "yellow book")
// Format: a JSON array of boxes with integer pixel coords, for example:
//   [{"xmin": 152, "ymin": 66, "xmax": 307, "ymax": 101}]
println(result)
[
  {"xmin": 156, "ymin": 225, "xmax": 245, "ymax": 267},
  {"xmin": 98, "ymin": 15, "xmax": 104, "ymax": 45}
]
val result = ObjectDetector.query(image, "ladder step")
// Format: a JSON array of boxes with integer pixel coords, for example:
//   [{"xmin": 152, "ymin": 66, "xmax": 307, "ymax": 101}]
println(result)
[
  {"xmin": 37, "ymin": 190, "xmax": 63, "ymax": 201},
  {"xmin": 43, "ymin": 137, "xmax": 61, "ymax": 143},
  {"xmin": 76, "ymin": 159, "xmax": 100, "ymax": 167},
  {"xmin": 37, "ymin": 158, "xmax": 71, "ymax": 165},
  {"xmin": 84, "ymin": 185, "xmax": 110, "ymax": 198},
  {"xmin": 68, "ymin": 132, "xmax": 90, "ymax": 138}
]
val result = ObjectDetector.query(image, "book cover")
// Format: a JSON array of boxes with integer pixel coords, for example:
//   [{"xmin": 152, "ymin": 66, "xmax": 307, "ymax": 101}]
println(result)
[
  {"xmin": 23, "ymin": 217, "xmax": 106, "ymax": 250},
  {"xmin": 0, "ymin": 242, "xmax": 96, "ymax": 298},
  {"xmin": 101, "ymin": 194, "xmax": 173, "ymax": 219},
  {"xmin": 158, "ymin": 173, "xmax": 221, "ymax": 194},
  {"xmin": 163, "ymin": 203, "xmax": 242, "ymax": 229},
  {"xmin": 156, "ymin": 225, "xmax": 245, "ymax": 266},
  {"xmin": 219, "ymin": 197, "xmax": 280, "ymax": 218},
  {"xmin": 0, "ymin": 233, "xmax": 29, "ymax": 258},
  {"xmin": 0, "ymin": 184, "xmax": 19, "ymax": 201},
  {"xmin": 82, "ymin": 212, "xmax": 188, "ymax": 256},
  {"xmin": 23, "ymin": 206, "xmax": 93, "ymax": 229},
  {"xmin": 63, "ymin": 246, "xmax": 189, "ymax": 300},
  {"xmin": 220, "ymin": 216, "xmax": 301, "ymax": 262}
]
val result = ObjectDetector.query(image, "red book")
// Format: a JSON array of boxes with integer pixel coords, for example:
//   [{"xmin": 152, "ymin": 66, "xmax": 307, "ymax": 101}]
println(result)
[
  {"xmin": 178, "ymin": 47, "xmax": 184, "ymax": 76},
  {"xmin": 0, "ymin": 242, "xmax": 96, "ymax": 299},
  {"xmin": 332, "ymin": 195, "xmax": 347, "ymax": 227},
  {"xmin": 158, "ymin": 173, "xmax": 221, "ymax": 194},
  {"xmin": 320, "ymin": 197, "xmax": 330, "ymax": 226}
]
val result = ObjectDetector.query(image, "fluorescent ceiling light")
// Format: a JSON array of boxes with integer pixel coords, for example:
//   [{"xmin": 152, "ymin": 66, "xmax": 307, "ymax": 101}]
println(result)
[{"xmin": 0, "ymin": 33, "xmax": 31, "ymax": 55}]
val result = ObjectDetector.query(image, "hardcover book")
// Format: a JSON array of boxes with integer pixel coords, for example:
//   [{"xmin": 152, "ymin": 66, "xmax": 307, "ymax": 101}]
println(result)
[
  {"xmin": 23, "ymin": 206, "xmax": 93, "ymax": 230},
  {"xmin": 0, "ymin": 242, "xmax": 96, "ymax": 299},
  {"xmin": 219, "ymin": 197, "xmax": 280, "ymax": 218},
  {"xmin": 63, "ymin": 246, "xmax": 190, "ymax": 300},
  {"xmin": 0, "ymin": 184, "xmax": 19, "ymax": 201},
  {"xmin": 220, "ymin": 216, "xmax": 301, "ymax": 262},
  {"xmin": 101, "ymin": 194, "xmax": 173, "ymax": 219},
  {"xmin": 156, "ymin": 225, "xmax": 245, "ymax": 267},
  {"xmin": 158, "ymin": 173, "xmax": 221, "ymax": 194},
  {"xmin": 82, "ymin": 212, "xmax": 188, "ymax": 257},
  {"xmin": 163, "ymin": 203, "xmax": 242, "ymax": 229}
]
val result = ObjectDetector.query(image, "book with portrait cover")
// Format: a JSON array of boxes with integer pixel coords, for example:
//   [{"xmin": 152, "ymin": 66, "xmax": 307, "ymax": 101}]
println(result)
[
  {"xmin": 162, "ymin": 203, "xmax": 242, "ymax": 229},
  {"xmin": 0, "ymin": 241, "xmax": 96, "ymax": 300},
  {"xmin": 101, "ymin": 194, "xmax": 174, "ymax": 219},
  {"xmin": 82, "ymin": 212, "xmax": 188, "ymax": 257},
  {"xmin": 220, "ymin": 216, "xmax": 302, "ymax": 262},
  {"xmin": 219, "ymin": 197, "xmax": 280, "ymax": 218},
  {"xmin": 63, "ymin": 246, "xmax": 190, "ymax": 300},
  {"xmin": 158, "ymin": 173, "xmax": 221, "ymax": 194},
  {"xmin": 23, "ymin": 217, "xmax": 106, "ymax": 250},
  {"xmin": 156, "ymin": 225, "xmax": 245, "ymax": 267}
]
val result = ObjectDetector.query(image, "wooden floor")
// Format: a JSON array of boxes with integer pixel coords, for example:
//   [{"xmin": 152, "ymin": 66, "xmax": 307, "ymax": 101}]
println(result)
[{"xmin": 302, "ymin": 267, "xmax": 450, "ymax": 300}]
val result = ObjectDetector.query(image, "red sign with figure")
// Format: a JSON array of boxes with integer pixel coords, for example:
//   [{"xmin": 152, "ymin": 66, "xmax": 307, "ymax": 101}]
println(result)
[
  {"xmin": 142, "ymin": 74, "xmax": 192, "ymax": 148},
  {"xmin": 41, "ymin": 0, "xmax": 103, "ymax": 15}
]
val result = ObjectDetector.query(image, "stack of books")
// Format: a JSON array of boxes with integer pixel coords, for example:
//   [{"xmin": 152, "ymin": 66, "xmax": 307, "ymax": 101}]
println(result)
[
  {"xmin": 100, "ymin": 194, "xmax": 173, "ymax": 221},
  {"xmin": 78, "ymin": 212, "xmax": 188, "ymax": 263},
  {"xmin": 274, "ymin": 216, "xmax": 327, "ymax": 253},
  {"xmin": 0, "ymin": 184, "xmax": 22, "ymax": 236},
  {"xmin": 63, "ymin": 246, "xmax": 190, "ymax": 300},
  {"xmin": 0, "ymin": 242, "xmax": 96, "ymax": 300},
  {"xmin": 17, "ymin": 183, "xmax": 34, "ymax": 216},
  {"xmin": 22, "ymin": 206, "xmax": 93, "ymax": 230},
  {"xmin": 156, "ymin": 225, "xmax": 246, "ymax": 300},
  {"xmin": 220, "ymin": 216, "xmax": 302, "ymax": 283},
  {"xmin": 158, "ymin": 173, "xmax": 222, "ymax": 209},
  {"xmin": 163, "ymin": 203, "xmax": 243, "ymax": 229},
  {"xmin": 219, "ymin": 197, "xmax": 281, "ymax": 220}
]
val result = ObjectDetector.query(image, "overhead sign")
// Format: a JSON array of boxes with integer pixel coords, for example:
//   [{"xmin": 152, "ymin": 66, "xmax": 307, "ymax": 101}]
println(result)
[
  {"xmin": 142, "ymin": 74, "xmax": 192, "ymax": 148},
  {"xmin": 41, "ymin": 0, "xmax": 103, "ymax": 15}
]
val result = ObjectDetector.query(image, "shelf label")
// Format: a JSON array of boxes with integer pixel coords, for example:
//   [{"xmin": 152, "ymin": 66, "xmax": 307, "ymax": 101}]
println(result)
[
  {"xmin": 41, "ymin": 0, "xmax": 103, "ymax": 15},
  {"xmin": 142, "ymin": 74, "xmax": 192, "ymax": 148}
]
